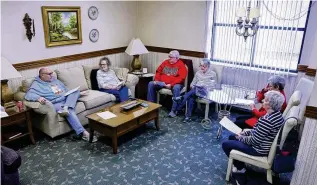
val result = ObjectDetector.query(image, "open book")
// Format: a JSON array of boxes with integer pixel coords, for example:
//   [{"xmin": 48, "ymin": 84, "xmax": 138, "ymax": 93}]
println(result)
[
  {"xmin": 219, "ymin": 116, "xmax": 242, "ymax": 134},
  {"xmin": 64, "ymin": 86, "xmax": 80, "ymax": 96}
]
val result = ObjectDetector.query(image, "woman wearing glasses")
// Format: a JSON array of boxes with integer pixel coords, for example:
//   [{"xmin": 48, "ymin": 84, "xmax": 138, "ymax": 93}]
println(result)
[{"xmin": 97, "ymin": 57, "xmax": 129, "ymax": 102}]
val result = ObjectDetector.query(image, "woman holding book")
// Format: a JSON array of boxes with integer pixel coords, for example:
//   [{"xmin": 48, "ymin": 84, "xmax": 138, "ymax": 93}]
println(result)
[
  {"xmin": 173, "ymin": 58, "xmax": 216, "ymax": 122},
  {"xmin": 97, "ymin": 57, "xmax": 129, "ymax": 102},
  {"xmin": 222, "ymin": 90, "xmax": 285, "ymax": 173}
]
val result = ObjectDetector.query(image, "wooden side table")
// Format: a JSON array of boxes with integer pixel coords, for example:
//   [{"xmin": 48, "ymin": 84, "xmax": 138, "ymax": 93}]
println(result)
[
  {"xmin": 134, "ymin": 74, "xmax": 154, "ymax": 100},
  {"xmin": 1, "ymin": 108, "xmax": 35, "ymax": 145}
]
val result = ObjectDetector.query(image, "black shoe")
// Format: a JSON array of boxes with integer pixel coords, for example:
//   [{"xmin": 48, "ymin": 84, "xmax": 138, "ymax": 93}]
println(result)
[{"xmin": 71, "ymin": 132, "xmax": 83, "ymax": 140}]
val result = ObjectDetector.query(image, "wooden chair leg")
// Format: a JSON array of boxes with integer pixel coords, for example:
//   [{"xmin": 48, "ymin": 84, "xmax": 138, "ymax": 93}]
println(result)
[{"xmin": 226, "ymin": 158, "xmax": 233, "ymax": 181}]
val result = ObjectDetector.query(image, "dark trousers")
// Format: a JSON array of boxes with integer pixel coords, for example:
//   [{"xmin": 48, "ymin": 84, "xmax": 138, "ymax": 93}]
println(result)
[
  {"xmin": 222, "ymin": 135, "xmax": 265, "ymax": 169},
  {"xmin": 100, "ymin": 86, "xmax": 129, "ymax": 102},
  {"xmin": 235, "ymin": 115, "xmax": 253, "ymax": 129}
]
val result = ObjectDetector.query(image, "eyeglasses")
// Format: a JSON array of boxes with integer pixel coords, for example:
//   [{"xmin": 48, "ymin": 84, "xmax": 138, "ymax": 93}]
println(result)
[
  {"xmin": 100, "ymin": 64, "xmax": 108, "ymax": 66},
  {"xmin": 41, "ymin": 72, "xmax": 53, "ymax": 76}
]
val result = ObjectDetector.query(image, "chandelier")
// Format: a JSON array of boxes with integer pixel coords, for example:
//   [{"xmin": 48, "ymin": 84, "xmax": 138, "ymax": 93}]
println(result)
[{"xmin": 236, "ymin": 1, "xmax": 260, "ymax": 41}]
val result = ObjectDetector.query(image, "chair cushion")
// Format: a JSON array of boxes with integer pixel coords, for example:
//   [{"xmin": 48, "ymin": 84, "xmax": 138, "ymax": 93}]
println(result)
[
  {"xmin": 230, "ymin": 150, "xmax": 270, "ymax": 169},
  {"xmin": 55, "ymin": 66, "xmax": 89, "ymax": 92},
  {"xmin": 158, "ymin": 87, "xmax": 187, "ymax": 96},
  {"xmin": 82, "ymin": 65, "xmax": 99, "ymax": 89},
  {"xmin": 283, "ymin": 91, "xmax": 301, "ymax": 118},
  {"xmin": 78, "ymin": 90, "xmax": 115, "ymax": 109},
  {"xmin": 210, "ymin": 64, "xmax": 223, "ymax": 84}
]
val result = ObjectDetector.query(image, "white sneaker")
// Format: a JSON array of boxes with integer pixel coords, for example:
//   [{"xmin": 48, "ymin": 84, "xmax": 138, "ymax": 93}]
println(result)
[
  {"xmin": 82, "ymin": 134, "xmax": 98, "ymax": 143},
  {"xmin": 57, "ymin": 109, "xmax": 69, "ymax": 117},
  {"xmin": 232, "ymin": 165, "xmax": 246, "ymax": 173}
]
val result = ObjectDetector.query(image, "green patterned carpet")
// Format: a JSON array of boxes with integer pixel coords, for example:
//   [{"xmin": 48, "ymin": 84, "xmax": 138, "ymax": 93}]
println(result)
[{"xmin": 13, "ymin": 108, "xmax": 291, "ymax": 185}]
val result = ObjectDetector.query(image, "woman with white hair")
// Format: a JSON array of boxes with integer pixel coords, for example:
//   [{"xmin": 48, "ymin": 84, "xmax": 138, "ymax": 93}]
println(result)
[
  {"xmin": 97, "ymin": 57, "xmax": 129, "ymax": 102},
  {"xmin": 222, "ymin": 90, "xmax": 285, "ymax": 173},
  {"xmin": 235, "ymin": 75, "xmax": 287, "ymax": 129},
  {"xmin": 174, "ymin": 58, "xmax": 216, "ymax": 122}
]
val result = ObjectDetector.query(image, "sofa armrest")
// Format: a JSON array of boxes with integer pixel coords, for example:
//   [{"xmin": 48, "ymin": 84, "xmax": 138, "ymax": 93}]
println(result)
[
  {"xmin": 14, "ymin": 91, "xmax": 26, "ymax": 102},
  {"xmin": 125, "ymin": 74, "xmax": 139, "ymax": 98},
  {"xmin": 24, "ymin": 100, "xmax": 56, "ymax": 115}
]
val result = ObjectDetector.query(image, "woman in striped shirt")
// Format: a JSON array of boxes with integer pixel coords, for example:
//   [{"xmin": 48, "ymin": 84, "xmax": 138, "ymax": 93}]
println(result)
[{"xmin": 222, "ymin": 90, "xmax": 285, "ymax": 173}]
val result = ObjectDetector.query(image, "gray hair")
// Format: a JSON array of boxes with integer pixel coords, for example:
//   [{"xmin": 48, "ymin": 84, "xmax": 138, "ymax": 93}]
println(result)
[
  {"xmin": 169, "ymin": 50, "xmax": 180, "ymax": 59},
  {"xmin": 99, "ymin": 57, "xmax": 111, "ymax": 66},
  {"xmin": 268, "ymin": 75, "xmax": 286, "ymax": 90},
  {"xmin": 201, "ymin": 58, "xmax": 211, "ymax": 68},
  {"xmin": 264, "ymin": 90, "xmax": 285, "ymax": 112}
]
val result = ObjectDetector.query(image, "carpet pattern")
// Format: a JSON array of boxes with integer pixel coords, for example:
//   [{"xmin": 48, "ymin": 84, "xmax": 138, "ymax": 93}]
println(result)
[{"xmin": 17, "ymin": 109, "xmax": 290, "ymax": 185}]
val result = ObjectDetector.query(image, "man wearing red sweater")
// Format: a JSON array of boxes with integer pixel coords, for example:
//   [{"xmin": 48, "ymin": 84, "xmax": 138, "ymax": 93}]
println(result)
[{"xmin": 147, "ymin": 50, "xmax": 187, "ymax": 117}]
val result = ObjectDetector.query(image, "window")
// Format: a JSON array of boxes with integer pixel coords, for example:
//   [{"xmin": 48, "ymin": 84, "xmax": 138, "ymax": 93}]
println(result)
[{"xmin": 210, "ymin": 1, "xmax": 311, "ymax": 72}]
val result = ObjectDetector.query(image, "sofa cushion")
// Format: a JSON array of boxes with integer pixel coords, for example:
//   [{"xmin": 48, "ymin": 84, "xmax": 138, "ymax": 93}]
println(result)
[
  {"xmin": 78, "ymin": 90, "xmax": 115, "ymax": 109},
  {"xmin": 20, "ymin": 72, "xmax": 57, "ymax": 92},
  {"xmin": 55, "ymin": 66, "xmax": 88, "ymax": 92},
  {"xmin": 113, "ymin": 68, "xmax": 129, "ymax": 84},
  {"xmin": 83, "ymin": 64, "xmax": 99, "ymax": 89}
]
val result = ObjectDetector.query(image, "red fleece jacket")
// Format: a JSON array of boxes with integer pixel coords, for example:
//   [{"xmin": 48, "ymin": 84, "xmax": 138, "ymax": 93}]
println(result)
[
  {"xmin": 246, "ymin": 89, "xmax": 287, "ymax": 127},
  {"xmin": 154, "ymin": 59, "xmax": 187, "ymax": 87}
]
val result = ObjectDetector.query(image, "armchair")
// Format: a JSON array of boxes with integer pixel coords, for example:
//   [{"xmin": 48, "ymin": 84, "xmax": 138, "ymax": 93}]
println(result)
[
  {"xmin": 156, "ymin": 58, "xmax": 194, "ymax": 105},
  {"xmin": 225, "ymin": 106, "xmax": 300, "ymax": 184}
]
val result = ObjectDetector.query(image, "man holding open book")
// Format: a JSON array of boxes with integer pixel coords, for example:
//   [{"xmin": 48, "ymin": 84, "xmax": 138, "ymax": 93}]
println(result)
[{"xmin": 25, "ymin": 67, "xmax": 97, "ymax": 142}]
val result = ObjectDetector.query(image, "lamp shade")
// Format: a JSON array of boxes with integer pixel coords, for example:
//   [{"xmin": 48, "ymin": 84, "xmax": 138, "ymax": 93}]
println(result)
[
  {"xmin": 125, "ymin": 38, "xmax": 149, "ymax": 56},
  {"xmin": 1, "ymin": 56, "xmax": 22, "ymax": 80}
]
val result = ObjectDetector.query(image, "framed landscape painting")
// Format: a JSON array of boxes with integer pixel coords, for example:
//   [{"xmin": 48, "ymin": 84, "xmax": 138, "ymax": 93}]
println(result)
[{"xmin": 42, "ymin": 6, "xmax": 82, "ymax": 47}]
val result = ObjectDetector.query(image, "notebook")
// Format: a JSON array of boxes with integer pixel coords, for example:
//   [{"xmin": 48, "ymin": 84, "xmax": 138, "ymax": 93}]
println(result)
[{"xmin": 64, "ymin": 86, "xmax": 80, "ymax": 96}]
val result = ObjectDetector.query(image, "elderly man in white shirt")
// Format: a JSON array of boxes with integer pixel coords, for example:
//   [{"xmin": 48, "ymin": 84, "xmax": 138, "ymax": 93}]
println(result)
[{"xmin": 97, "ymin": 57, "xmax": 129, "ymax": 102}]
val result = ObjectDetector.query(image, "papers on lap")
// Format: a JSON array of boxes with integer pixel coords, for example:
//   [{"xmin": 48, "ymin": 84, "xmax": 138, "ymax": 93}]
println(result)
[
  {"xmin": 219, "ymin": 116, "xmax": 242, "ymax": 134},
  {"xmin": 97, "ymin": 111, "xmax": 117, "ymax": 120},
  {"xmin": 64, "ymin": 86, "xmax": 80, "ymax": 96}
]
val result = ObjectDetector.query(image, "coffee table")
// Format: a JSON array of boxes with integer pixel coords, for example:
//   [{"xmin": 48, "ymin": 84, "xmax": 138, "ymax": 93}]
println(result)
[{"xmin": 86, "ymin": 99, "xmax": 161, "ymax": 154}]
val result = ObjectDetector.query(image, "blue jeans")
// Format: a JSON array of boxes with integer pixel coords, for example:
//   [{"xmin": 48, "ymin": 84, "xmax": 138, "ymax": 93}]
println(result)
[
  {"xmin": 176, "ymin": 87, "xmax": 196, "ymax": 117},
  {"xmin": 147, "ymin": 81, "xmax": 182, "ymax": 111},
  {"xmin": 222, "ymin": 134, "xmax": 265, "ymax": 169},
  {"xmin": 53, "ymin": 90, "xmax": 85, "ymax": 135},
  {"xmin": 100, "ymin": 86, "xmax": 129, "ymax": 102}
]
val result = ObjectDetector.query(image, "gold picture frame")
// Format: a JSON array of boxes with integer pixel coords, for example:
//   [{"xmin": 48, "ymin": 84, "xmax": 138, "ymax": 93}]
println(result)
[{"xmin": 42, "ymin": 6, "xmax": 82, "ymax": 47}]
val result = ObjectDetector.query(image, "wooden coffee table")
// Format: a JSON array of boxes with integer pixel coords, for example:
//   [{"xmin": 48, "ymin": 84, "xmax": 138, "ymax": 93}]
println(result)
[{"xmin": 86, "ymin": 99, "xmax": 161, "ymax": 154}]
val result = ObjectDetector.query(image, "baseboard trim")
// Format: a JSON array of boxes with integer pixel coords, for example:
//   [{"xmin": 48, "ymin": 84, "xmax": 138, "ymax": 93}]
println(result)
[
  {"xmin": 146, "ymin": 46, "xmax": 207, "ymax": 58},
  {"xmin": 13, "ymin": 47, "xmax": 127, "ymax": 71}
]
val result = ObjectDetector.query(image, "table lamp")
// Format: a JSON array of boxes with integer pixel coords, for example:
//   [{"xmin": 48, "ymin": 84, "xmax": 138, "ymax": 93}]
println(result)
[
  {"xmin": 125, "ymin": 38, "xmax": 149, "ymax": 72},
  {"xmin": 1, "ymin": 56, "xmax": 22, "ymax": 107}
]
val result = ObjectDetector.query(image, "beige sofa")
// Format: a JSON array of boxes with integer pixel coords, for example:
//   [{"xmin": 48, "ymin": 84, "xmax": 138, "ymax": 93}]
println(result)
[{"xmin": 14, "ymin": 65, "xmax": 139, "ymax": 138}]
